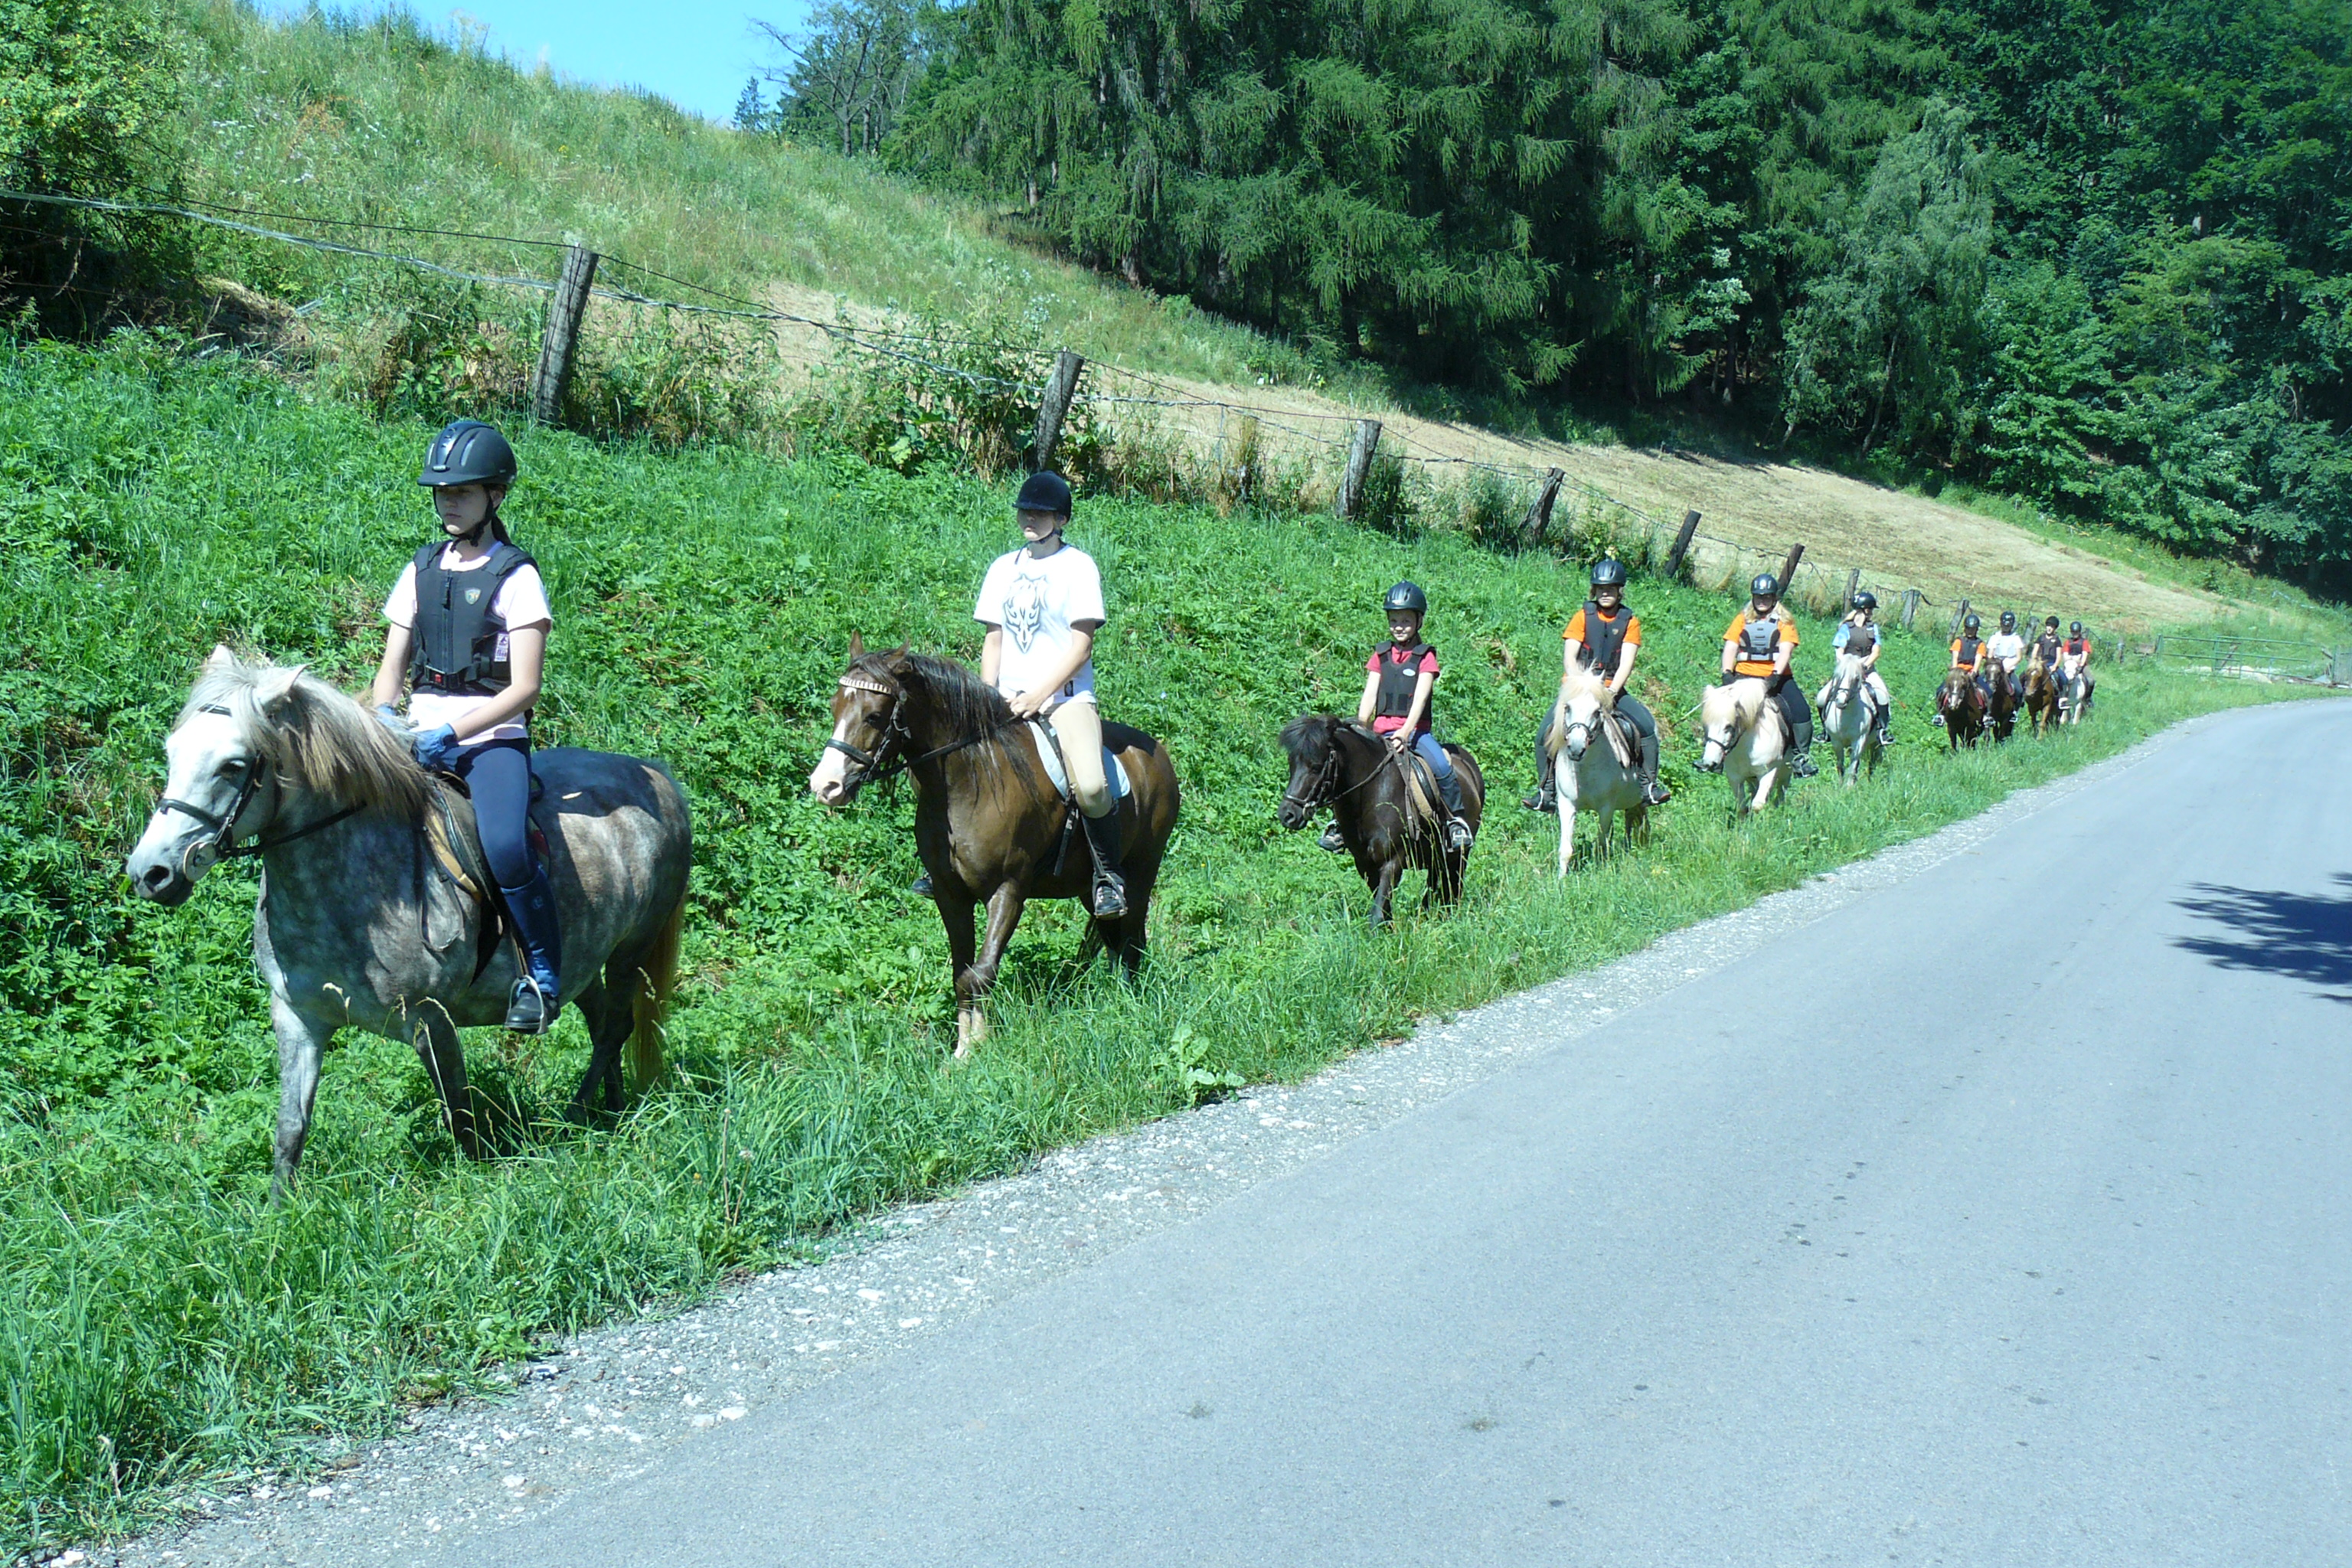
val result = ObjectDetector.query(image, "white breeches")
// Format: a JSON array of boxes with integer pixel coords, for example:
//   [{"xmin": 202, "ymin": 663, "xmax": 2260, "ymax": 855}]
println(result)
[{"xmin": 1047, "ymin": 697, "xmax": 1112, "ymax": 818}]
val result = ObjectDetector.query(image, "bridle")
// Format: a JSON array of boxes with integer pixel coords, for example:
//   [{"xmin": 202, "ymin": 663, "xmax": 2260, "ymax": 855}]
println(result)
[
  {"xmin": 824, "ymin": 672, "xmax": 1008, "ymax": 792},
  {"xmin": 1280, "ymin": 723, "xmax": 1394, "ymax": 820},
  {"xmin": 156, "ymin": 704, "xmax": 364, "ymax": 864}
]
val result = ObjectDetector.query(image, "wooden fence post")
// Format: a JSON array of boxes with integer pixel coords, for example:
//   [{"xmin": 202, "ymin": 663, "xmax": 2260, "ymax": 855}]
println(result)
[
  {"xmin": 1032, "ymin": 349, "xmax": 1086, "ymax": 471},
  {"xmin": 1899, "ymin": 589, "xmax": 1922, "ymax": 632},
  {"xmin": 1949, "ymin": 597, "xmax": 1971, "ymax": 639},
  {"xmin": 1335, "ymin": 419, "xmax": 1383, "ymax": 520},
  {"xmin": 531, "ymin": 243, "xmax": 599, "ymax": 426},
  {"xmin": 1521, "ymin": 468, "xmax": 1566, "ymax": 547},
  {"xmin": 1776, "ymin": 542, "xmax": 1806, "ymax": 595},
  {"xmin": 1664, "ymin": 509, "xmax": 1702, "ymax": 579},
  {"xmin": 1843, "ymin": 568, "xmax": 1860, "ymax": 609}
]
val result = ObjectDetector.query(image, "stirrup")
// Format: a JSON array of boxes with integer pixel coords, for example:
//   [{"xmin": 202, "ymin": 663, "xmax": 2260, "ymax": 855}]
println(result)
[
  {"xmin": 910, "ymin": 871, "xmax": 934, "ymax": 898},
  {"xmin": 1446, "ymin": 815, "xmax": 1475, "ymax": 851},
  {"xmin": 1789, "ymin": 751, "xmax": 1819, "ymax": 778},
  {"xmin": 1318, "ymin": 822, "xmax": 1348, "ymax": 854},
  {"xmin": 1642, "ymin": 778, "xmax": 1672, "ymax": 805},
  {"xmin": 1089, "ymin": 871, "xmax": 1129, "ymax": 920},
  {"xmin": 505, "ymin": 975, "xmax": 554, "ymax": 1034},
  {"xmin": 1520, "ymin": 787, "xmax": 1553, "ymax": 813}
]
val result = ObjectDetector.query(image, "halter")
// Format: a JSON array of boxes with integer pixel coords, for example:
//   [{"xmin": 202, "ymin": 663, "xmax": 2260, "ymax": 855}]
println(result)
[
  {"xmin": 155, "ymin": 704, "xmax": 364, "ymax": 863},
  {"xmin": 825, "ymin": 673, "xmax": 1009, "ymax": 790}
]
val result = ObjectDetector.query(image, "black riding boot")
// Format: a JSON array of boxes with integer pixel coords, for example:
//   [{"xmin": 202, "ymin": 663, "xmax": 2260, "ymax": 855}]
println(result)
[
  {"xmin": 1779, "ymin": 685, "xmax": 1818, "ymax": 777},
  {"xmin": 1522, "ymin": 724, "xmax": 1557, "ymax": 812},
  {"xmin": 1638, "ymin": 731, "xmax": 1671, "ymax": 805},
  {"xmin": 1080, "ymin": 808, "xmax": 1129, "ymax": 919},
  {"xmin": 498, "ymin": 865, "xmax": 563, "ymax": 1034}
]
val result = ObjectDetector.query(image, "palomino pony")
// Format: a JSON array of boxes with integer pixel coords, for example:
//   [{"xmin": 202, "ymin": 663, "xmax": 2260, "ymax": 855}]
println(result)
[
  {"xmin": 126, "ymin": 649, "xmax": 691, "ymax": 1194},
  {"xmin": 1936, "ymin": 668, "xmax": 1988, "ymax": 749},
  {"xmin": 1818, "ymin": 652, "xmax": 1883, "ymax": 785},
  {"xmin": 2021, "ymin": 655, "xmax": 2063, "ymax": 735},
  {"xmin": 1544, "ymin": 667, "xmax": 1648, "ymax": 873},
  {"xmin": 807, "ymin": 639, "xmax": 1180, "ymax": 1055},
  {"xmin": 1695, "ymin": 678, "xmax": 1788, "ymax": 815},
  {"xmin": 1278, "ymin": 716, "xmax": 1485, "ymax": 926}
]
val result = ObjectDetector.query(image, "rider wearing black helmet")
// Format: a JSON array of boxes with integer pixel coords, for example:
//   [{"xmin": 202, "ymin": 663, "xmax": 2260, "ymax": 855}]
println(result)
[
  {"xmin": 1720, "ymin": 573, "xmax": 1816, "ymax": 776},
  {"xmin": 1950, "ymin": 612, "xmax": 1991, "ymax": 710},
  {"xmin": 2059, "ymin": 619, "xmax": 2095, "ymax": 710},
  {"xmin": 1323, "ymin": 580, "xmax": 1473, "ymax": 853},
  {"xmin": 1524, "ymin": 557, "xmax": 1670, "ymax": 811},
  {"xmin": 368, "ymin": 419, "xmax": 562, "ymax": 1033},
  {"xmin": 1818, "ymin": 590, "xmax": 1894, "ymax": 746},
  {"xmin": 1988, "ymin": 609, "xmax": 2027, "ymax": 705}
]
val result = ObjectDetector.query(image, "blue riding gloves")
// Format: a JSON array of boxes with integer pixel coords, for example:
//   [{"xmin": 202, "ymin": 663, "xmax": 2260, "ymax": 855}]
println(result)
[
  {"xmin": 374, "ymin": 704, "xmax": 408, "ymax": 737},
  {"xmin": 412, "ymin": 724, "xmax": 460, "ymax": 771}
]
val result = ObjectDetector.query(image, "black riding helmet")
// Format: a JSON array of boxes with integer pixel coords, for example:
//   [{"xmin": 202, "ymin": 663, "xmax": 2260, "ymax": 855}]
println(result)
[
  {"xmin": 1851, "ymin": 590, "xmax": 1878, "ymax": 612},
  {"xmin": 2044, "ymin": 616, "xmax": 2060, "ymax": 629},
  {"xmin": 1590, "ymin": 558, "xmax": 1628, "ymax": 590},
  {"xmin": 1383, "ymin": 581, "xmax": 1428, "ymax": 615},
  {"xmin": 1016, "ymin": 470, "xmax": 1073, "ymax": 515},
  {"xmin": 418, "ymin": 419, "xmax": 517, "ymax": 490},
  {"xmin": 2070, "ymin": 620, "xmax": 2084, "ymax": 635},
  {"xmin": 1750, "ymin": 573, "xmax": 1780, "ymax": 599},
  {"xmin": 2000, "ymin": 610, "xmax": 2017, "ymax": 629},
  {"xmin": 1964, "ymin": 613, "xmax": 1981, "ymax": 632}
]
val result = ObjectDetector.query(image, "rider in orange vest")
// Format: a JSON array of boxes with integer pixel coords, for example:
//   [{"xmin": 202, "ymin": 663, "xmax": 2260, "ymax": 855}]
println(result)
[
  {"xmin": 1719, "ymin": 573, "xmax": 1815, "ymax": 776},
  {"xmin": 1948, "ymin": 612, "xmax": 1991, "ymax": 712}
]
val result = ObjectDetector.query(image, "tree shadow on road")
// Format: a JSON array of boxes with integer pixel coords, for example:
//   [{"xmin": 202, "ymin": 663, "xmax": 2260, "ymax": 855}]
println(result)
[{"xmin": 2174, "ymin": 877, "xmax": 2352, "ymax": 1002}]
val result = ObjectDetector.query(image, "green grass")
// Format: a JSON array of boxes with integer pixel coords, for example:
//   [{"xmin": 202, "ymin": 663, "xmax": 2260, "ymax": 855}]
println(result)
[
  {"xmin": 0, "ymin": 335, "xmax": 2322, "ymax": 1556},
  {"xmin": 174, "ymin": 2, "xmax": 1343, "ymax": 393}
]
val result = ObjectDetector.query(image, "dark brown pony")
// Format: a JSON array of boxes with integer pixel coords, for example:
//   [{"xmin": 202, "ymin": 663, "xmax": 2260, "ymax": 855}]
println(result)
[
  {"xmin": 808, "ymin": 639, "xmax": 1180, "ymax": 1054},
  {"xmin": 2021, "ymin": 656, "xmax": 2063, "ymax": 735},
  {"xmin": 1985, "ymin": 660, "xmax": 2020, "ymax": 742},
  {"xmin": 1936, "ymin": 668, "xmax": 1988, "ymax": 750},
  {"xmin": 1277, "ymin": 716, "xmax": 1484, "ymax": 927}
]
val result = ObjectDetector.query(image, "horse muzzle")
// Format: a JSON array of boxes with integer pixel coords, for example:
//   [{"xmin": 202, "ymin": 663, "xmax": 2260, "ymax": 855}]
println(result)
[
  {"xmin": 1276, "ymin": 799, "xmax": 1310, "ymax": 831},
  {"xmin": 1695, "ymin": 743, "xmax": 1726, "ymax": 774},
  {"xmin": 126, "ymin": 849, "xmax": 195, "ymax": 906}
]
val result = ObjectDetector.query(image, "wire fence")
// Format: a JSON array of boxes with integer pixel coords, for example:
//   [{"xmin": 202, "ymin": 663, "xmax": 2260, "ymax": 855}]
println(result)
[{"xmin": 5, "ymin": 184, "xmax": 2197, "ymax": 654}]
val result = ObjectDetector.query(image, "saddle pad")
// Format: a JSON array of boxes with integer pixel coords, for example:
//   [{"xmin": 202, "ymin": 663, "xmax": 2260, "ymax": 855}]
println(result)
[
  {"xmin": 1026, "ymin": 722, "xmax": 1132, "ymax": 804},
  {"xmin": 1602, "ymin": 709, "xmax": 1638, "ymax": 770}
]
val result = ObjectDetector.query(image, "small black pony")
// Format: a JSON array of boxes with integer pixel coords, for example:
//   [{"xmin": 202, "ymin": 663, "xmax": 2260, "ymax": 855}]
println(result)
[{"xmin": 1277, "ymin": 715, "xmax": 1484, "ymax": 926}]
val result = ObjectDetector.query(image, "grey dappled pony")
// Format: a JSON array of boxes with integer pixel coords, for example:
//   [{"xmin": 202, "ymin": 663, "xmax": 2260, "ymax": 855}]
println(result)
[{"xmin": 126, "ymin": 649, "xmax": 692, "ymax": 1193}]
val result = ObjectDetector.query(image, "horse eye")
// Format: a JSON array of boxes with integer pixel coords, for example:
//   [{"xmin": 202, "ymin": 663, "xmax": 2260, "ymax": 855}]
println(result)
[{"xmin": 219, "ymin": 758, "xmax": 247, "ymax": 775}]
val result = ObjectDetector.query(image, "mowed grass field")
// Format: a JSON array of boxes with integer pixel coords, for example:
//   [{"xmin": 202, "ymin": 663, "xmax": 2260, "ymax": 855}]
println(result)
[{"xmin": 0, "ymin": 336, "xmax": 2316, "ymax": 1553}]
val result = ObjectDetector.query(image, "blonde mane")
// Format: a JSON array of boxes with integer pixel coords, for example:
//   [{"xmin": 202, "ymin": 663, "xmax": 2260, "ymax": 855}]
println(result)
[
  {"xmin": 1550, "ymin": 665, "xmax": 1615, "ymax": 732},
  {"xmin": 1700, "ymin": 677, "xmax": 1768, "ymax": 730},
  {"xmin": 183, "ymin": 655, "xmax": 432, "ymax": 821}
]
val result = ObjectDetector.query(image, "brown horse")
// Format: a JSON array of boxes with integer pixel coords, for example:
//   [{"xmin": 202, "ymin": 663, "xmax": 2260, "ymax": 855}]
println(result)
[
  {"xmin": 2021, "ymin": 656, "xmax": 2063, "ymax": 735},
  {"xmin": 1985, "ymin": 660, "xmax": 2021, "ymax": 742},
  {"xmin": 1936, "ymin": 668, "xmax": 1988, "ymax": 750},
  {"xmin": 1277, "ymin": 716, "xmax": 1484, "ymax": 926},
  {"xmin": 807, "ymin": 639, "xmax": 1181, "ymax": 1054}
]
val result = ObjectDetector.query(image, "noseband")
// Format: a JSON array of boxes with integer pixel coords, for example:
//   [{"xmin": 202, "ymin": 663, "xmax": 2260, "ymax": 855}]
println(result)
[{"xmin": 825, "ymin": 672, "xmax": 1010, "ymax": 789}]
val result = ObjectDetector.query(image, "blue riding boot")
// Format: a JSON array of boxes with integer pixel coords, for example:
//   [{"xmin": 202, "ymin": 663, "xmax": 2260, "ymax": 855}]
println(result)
[{"xmin": 498, "ymin": 865, "xmax": 563, "ymax": 1034}]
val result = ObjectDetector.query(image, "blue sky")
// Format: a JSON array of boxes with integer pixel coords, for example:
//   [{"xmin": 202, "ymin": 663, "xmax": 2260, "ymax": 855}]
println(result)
[{"xmin": 372, "ymin": 1, "xmax": 810, "ymax": 122}]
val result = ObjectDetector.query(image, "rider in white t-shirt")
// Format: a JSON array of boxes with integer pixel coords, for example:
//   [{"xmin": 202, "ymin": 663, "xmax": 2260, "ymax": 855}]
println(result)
[
  {"xmin": 969, "ymin": 472, "xmax": 1127, "ymax": 917},
  {"xmin": 1986, "ymin": 610, "xmax": 2027, "ymax": 706}
]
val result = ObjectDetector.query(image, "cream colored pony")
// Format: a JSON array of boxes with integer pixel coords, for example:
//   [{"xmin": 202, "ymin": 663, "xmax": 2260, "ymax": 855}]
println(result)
[
  {"xmin": 1546, "ymin": 666, "xmax": 1649, "ymax": 874},
  {"xmin": 1696, "ymin": 678, "xmax": 1788, "ymax": 815},
  {"xmin": 1818, "ymin": 651, "xmax": 1883, "ymax": 785}
]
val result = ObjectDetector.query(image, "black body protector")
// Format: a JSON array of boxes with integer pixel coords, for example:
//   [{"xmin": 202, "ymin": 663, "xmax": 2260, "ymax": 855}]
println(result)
[
  {"xmin": 1576, "ymin": 601, "xmax": 1632, "ymax": 677},
  {"xmin": 2037, "ymin": 632, "xmax": 2060, "ymax": 665},
  {"xmin": 1845, "ymin": 621, "xmax": 1878, "ymax": 659},
  {"xmin": 1955, "ymin": 635, "xmax": 1984, "ymax": 669},
  {"xmin": 1374, "ymin": 643, "xmax": 1436, "ymax": 720},
  {"xmin": 408, "ymin": 540, "xmax": 537, "ymax": 698}
]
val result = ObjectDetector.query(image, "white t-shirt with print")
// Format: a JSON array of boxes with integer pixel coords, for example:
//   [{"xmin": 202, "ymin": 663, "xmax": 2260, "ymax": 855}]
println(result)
[
  {"xmin": 383, "ymin": 546, "xmax": 553, "ymax": 740},
  {"xmin": 1987, "ymin": 632, "xmax": 2025, "ymax": 665},
  {"xmin": 972, "ymin": 542, "xmax": 1105, "ymax": 711}
]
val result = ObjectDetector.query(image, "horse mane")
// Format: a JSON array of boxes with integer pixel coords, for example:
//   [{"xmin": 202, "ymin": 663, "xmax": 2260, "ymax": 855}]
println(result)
[
  {"xmin": 1279, "ymin": 712, "xmax": 1353, "ymax": 765},
  {"xmin": 857, "ymin": 649, "xmax": 1014, "ymax": 736},
  {"xmin": 1559, "ymin": 665, "xmax": 1614, "ymax": 706},
  {"xmin": 187, "ymin": 655, "xmax": 431, "ymax": 820},
  {"xmin": 1701, "ymin": 678, "xmax": 1766, "ymax": 727}
]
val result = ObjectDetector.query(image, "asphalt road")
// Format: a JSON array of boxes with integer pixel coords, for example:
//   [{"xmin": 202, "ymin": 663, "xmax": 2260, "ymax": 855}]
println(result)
[{"xmin": 426, "ymin": 699, "xmax": 2352, "ymax": 1567}]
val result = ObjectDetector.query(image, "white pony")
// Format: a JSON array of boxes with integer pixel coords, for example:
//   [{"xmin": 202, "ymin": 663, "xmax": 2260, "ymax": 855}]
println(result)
[
  {"xmin": 1696, "ymin": 678, "xmax": 1788, "ymax": 815},
  {"xmin": 1818, "ymin": 651, "xmax": 1883, "ymax": 785},
  {"xmin": 1546, "ymin": 666, "xmax": 1649, "ymax": 874}
]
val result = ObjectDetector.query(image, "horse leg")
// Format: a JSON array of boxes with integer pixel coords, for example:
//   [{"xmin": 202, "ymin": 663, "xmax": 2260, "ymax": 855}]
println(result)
[
  {"xmin": 269, "ymin": 994, "xmax": 334, "ymax": 1199},
  {"xmin": 408, "ymin": 1005, "xmax": 480, "ymax": 1161},
  {"xmin": 958, "ymin": 882, "xmax": 1030, "ymax": 1057},
  {"xmin": 938, "ymin": 891, "xmax": 982, "ymax": 1054},
  {"xmin": 567, "ymin": 976, "xmax": 630, "ymax": 1122},
  {"xmin": 1369, "ymin": 861, "xmax": 1399, "ymax": 928},
  {"xmin": 1557, "ymin": 789, "xmax": 1579, "ymax": 877},
  {"xmin": 1109, "ymin": 867, "xmax": 1155, "ymax": 978}
]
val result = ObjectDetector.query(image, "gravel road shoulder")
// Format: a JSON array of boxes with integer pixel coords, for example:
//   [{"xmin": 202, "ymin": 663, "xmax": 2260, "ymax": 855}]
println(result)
[{"xmin": 89, "ymin": 716, "xmax": 2213, "ymax": 1568}]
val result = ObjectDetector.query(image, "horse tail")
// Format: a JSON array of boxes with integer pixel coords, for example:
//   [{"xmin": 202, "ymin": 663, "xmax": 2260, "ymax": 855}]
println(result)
[{"xmin": 629, "ymin": 890, "xmax": 685, "ymax": 1092}]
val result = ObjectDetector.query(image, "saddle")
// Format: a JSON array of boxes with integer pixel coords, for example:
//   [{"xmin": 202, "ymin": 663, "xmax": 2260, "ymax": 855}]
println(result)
[
  {"xmin": 421, "ymin": 773, "xmax": 552, "ymax": 980},
  {"xmin": 1029, "ymin": 720, "xmax": 1146, "ymax": 879}
]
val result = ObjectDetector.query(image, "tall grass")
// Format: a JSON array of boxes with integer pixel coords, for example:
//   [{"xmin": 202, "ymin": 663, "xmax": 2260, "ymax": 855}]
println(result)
[{"xmin": 0, "ymin": 338, "xmax": 2315, "ymax": 1555}]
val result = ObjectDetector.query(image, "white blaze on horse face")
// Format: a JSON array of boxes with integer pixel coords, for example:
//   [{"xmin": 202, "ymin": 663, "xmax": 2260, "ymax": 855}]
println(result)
[
  {"xmin": 807, "ymin": 704, "xmax": 858, "ymax": 804},
  {"xmin": 127, "ymin": 707, "xmax": 248, "ymax": 892}
]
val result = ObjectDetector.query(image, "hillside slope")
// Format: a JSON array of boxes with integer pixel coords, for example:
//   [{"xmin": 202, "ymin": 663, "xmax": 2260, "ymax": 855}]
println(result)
[{"xmin": 177, "ymin": 6, "xmax": 2295, "ymax": 636}]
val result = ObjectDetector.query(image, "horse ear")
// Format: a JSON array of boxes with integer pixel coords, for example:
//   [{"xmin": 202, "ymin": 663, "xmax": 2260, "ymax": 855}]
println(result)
[
  {"xmin": 848, "ymin": 631, "xmax": 864, "ymax": 659},
  {"xmin": 253, "ymin": 663, "xmax": 305, "ymax": 714},
  {"xmin": 204, "ymin": 643, "xmax": 236, "ymax": 672}
]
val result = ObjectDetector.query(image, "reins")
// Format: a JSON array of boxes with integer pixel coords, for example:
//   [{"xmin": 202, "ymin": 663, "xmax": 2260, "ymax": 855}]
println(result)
[
  {"xmin": 826, "ymin": 674, "xmax": 1014, "ymax": 791},
  {"xmin": 1282, "ymin": 724, "xmax": 1405, "ymax": 818}
]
